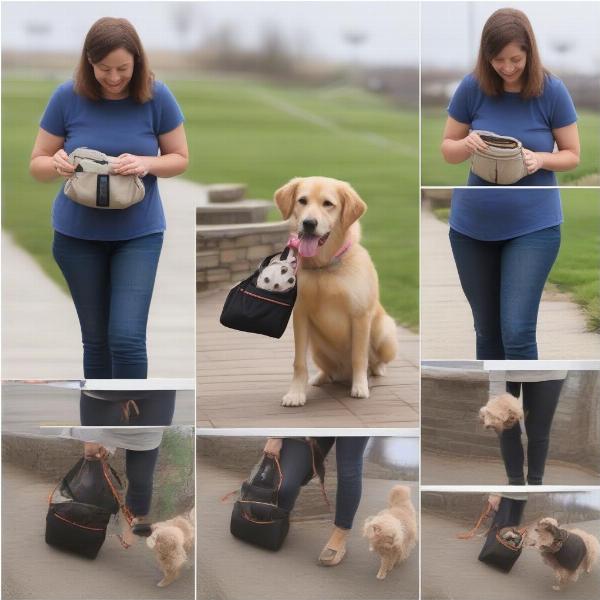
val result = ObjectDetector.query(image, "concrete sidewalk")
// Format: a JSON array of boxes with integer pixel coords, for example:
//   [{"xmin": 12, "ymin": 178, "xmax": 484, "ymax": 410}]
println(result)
[
  {"xmin": 197, "ymin": 460, "xmax": 418, "ymax": 600},
  {"xmin": 1, "ymin": 462, "xmax": 194, "ymax": 600},
  {"xmin": 421, "ymin": 451, "xmax": 600, "ymax": 486},
  {"xmin": 1, "ymin": 177, "xmax": 200, "ymax": 379},
  {"xmin": 421, "ymin": 206, "xmax": 600, "ymax": 359},
  {"xmin": 422, "ymin": 512, "xmax": 600, "ymax": 600},
  {"xmin": 197, "ymin": 290, "xmax": 419, "ymax": 427}
]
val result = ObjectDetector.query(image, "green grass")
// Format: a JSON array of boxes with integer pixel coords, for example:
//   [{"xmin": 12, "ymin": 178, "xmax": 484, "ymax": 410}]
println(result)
[
  {"xmin": 2, "ymin": 76, "xmax": 419, "ymax": 329},
  {"xmin": 422, "ymin": 106, "xmax": 600, "ymax": 186},
  {"xmin": 552, "ymin": 191, "xmax": 600, "ymax": 331},
  {"xmin": 432, "ymin": 193, "xmax": 600, "ymax": 331}
]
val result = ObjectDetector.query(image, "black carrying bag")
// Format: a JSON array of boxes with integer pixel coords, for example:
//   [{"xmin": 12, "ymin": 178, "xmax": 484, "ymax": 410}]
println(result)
[
  {"xmin": 45, "ymin": 458, "xmax": 122, "ymax": 559},
  {"xmin": 220, "ymin": 250, "xmax": 297, "ymax": 339},
  {"xmin": 478, "ymin": 525, "xmax": 525, "ymax": 572},
  {"xmin": 230, "ymin": 455, "xmax": 290, "ymax": 551},
  {"xmin": 477, "ymin": 497, "xmax": 526, "ymax": 573}
]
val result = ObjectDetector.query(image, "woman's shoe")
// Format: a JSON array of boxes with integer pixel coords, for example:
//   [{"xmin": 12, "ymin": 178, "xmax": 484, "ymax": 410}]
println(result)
[
  {"xmin": 318, "ymin": 526, "xmax": 349, "ymax": 566},
  {"xmin": 318, "ymin": 544, "xmax": 347, "ymax": 566}
]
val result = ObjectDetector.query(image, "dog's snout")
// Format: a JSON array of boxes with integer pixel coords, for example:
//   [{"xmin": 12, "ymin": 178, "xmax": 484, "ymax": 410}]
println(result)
[{"xmin": 302, "ymin": 218, "xmax": 318, "ymax": 234}]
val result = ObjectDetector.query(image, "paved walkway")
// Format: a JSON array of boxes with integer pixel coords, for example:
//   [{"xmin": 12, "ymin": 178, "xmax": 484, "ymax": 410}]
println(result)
[
  {"xmin": 421, "ymin": 206, "xmax": 600, "ymax": 359},
  {"xmin": 421, "ymin": 452, "xmax": 600, "ymax": 486},
  {"xmin": 1, "ymin": 177, "xmax": 199, "ymax": 379},
  {"xmin": 197, "ymin": 460, "xmax": 418, "ymax": 600},
  {"xmin": 1, "ymin": 462, "xmax": 194, "ymax": 600},
  {"xmin": 197, "ymin": 291, "xmax": 419, "ymax": 428},
  {"xmin": 422, "ymin": 512, "xmax": 600, "ymax": 600}
]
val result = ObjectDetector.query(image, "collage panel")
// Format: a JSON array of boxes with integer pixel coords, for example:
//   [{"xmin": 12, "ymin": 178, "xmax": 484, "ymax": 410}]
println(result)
[
  {"xmin": 2, "ymin": 426, "xmax": 195, "ymax": 598},
  {"xmin": 2, "ymin": 4, "xmax": 196, "ymax": 383},
  {"xmin": 421, "ymin": 491, "xmax": 600, "ymax": 599},
  {"xmin": 2, "ymin": 379, "xmax": 195, "ymax": 428},
  {"xmin": 421, "ymin": 190, "xmax": 600, "ymax": 360},
  {"xmin": 197, "ymin": 434, "xmax": 419, "ymax": 599},
  {"xmin": 421, "ymin": 1, "xmax": 600, "ymax": 187},
  {"xmin": 421, "ymin": 362, "xmax": 600, "ymax": 485},
  {"xmin": 195, "ymin": 1, "xmax": 420, "ymax": 429}
]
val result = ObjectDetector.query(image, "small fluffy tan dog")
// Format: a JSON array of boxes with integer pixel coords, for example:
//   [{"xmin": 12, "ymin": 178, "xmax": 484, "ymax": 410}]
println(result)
[
  {"xmin": 274, "ymin": 176, "xmax": 398, "ymax": 407},
  {"xmin": 363, "ymin": 485, "xmax": 417, "ymax": 580},
  {"xmin": 479, "ymin": 393, "xmax": 523, "ymax": 432},
  {"xmin": 526, "ymin": 517, "xmax": 599, "ymax": 591},
  {"xmin": 146, "ymin": 509, "xmax": 195, "ymax": 587}
]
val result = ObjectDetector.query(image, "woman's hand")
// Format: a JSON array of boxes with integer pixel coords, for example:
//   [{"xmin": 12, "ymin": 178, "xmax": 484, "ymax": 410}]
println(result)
[
  {"xmin": 463, "ymin": 132, "xmax": 489, "ymax": 155},
  {"xmin": 263, "ymin": 438, "xmax": 282, "ymax": 458},
  {"xmin": 488, "ymin": 494, "xmax": 501, "ymax": 512},
  {"xmin": 112, "ymin": 153, "xmax": 150, "ymax": 177},
  {"xmin": 522, "ymin": 149, "xmax": 544, "ymax": 174},
  {"xmin": 84, "ymin": 442, "xmax": 109, "ymax": 461},
  {"xmin": 52, "ymin": 149, "xmax": 75, "ymax": 178}
]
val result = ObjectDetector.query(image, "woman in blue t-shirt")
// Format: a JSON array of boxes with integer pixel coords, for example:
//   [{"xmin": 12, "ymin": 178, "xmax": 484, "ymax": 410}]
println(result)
[
  {"xmin": 30, "ymin": 18, "xmax": 189, "ymax": 384},
  {"xmin": 439, "ymin": 8, "xmax": 580, "ymax": 359}
]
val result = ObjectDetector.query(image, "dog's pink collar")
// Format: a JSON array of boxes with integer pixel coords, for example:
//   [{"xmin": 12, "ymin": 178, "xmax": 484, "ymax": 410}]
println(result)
[{"xmin": 287, "ymin": 235, "xmax": 352, "ymax": 263}]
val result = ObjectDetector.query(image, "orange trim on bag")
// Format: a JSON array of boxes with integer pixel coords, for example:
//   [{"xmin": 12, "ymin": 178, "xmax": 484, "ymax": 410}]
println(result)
[
  {"xmin": 51, "ymin": 511, "xmax": 106, "ymax": 532},
  {"xmin": 239, "ymin": 288, "xmax": 292, "ymax": 308}
]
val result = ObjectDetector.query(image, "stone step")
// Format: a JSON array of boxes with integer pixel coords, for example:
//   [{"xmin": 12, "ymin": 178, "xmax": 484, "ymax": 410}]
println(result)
[
  {"xmin": 196, "ymin": 199, "xmax": 272, "ymax": 225},
  {"xmin": 207, "ymin": 183, "xmax": 247, "ymax": 203}
]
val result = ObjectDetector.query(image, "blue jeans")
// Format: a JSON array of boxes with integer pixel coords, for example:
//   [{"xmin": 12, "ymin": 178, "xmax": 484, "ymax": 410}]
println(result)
[
  {"xmin": 53, "ymin": 231, "xmax": 163, "ymax": 378},
  {"xmin": 278, "ymin": 437, "xmax": 369, "ymax": 530},
  {"xmin": 125, "ymin": 447, "xmax": 160, "ymax": 516},
  {"xmin": 449, "ymin": 226, "xmax": 561, "ymax": 359}
]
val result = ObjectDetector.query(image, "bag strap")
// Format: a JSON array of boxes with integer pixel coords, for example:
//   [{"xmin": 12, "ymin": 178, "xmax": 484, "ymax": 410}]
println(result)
[
  {"xmin": 101, "ymin": 460, "xmax": 135, "ymax": 549},
  {"xmin": 457, "ymin": 501, "xmax": 494, "ymax": 539},
  {"xmin": 307, "ymin": 439, "xmax": 331, "ymax": 511}
]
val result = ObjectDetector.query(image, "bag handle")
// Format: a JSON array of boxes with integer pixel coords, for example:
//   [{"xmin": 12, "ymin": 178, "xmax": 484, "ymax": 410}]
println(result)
[
  {"xmin": 457, "ymin": 501, "xmax": 494, "ymax": 539},
  {"xmin": 101, "ymin": 460, "xmax": 136, "ymax": 549}
]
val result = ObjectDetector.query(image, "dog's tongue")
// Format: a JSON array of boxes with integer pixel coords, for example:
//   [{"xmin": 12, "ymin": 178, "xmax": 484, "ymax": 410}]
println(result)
[{"xmin": 298, "ymin": 235, "xmax": 320, "ymax": 257}]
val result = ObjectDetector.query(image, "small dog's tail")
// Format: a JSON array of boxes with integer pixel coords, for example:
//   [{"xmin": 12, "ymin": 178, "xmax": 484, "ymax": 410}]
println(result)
[{"xmin": 388, "ymin": 485, "xmax": 411, "ymax": 508}]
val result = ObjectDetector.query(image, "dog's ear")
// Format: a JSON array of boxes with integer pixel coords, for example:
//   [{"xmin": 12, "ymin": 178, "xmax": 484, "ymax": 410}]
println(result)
[
  {"xmin": 338, "ymin": 181, "xmax": 367, "ymax": 229},
  {"xmin": 274, "ymin": 177, "xmax": 302, "ymax": 219}
]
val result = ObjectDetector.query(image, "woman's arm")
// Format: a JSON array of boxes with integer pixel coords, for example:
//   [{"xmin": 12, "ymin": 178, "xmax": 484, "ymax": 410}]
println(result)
[
  {"xmin": 113, "ymin": 123, "xmax": 189, "ymax": 178},
  {"xmin": 440, "ymin": 116, "xmax": 488, "ymax": 164},
  {"xmin": 523, "ymin": 123, "xmax": 580, "ymax": 174},
  {"xmin": 29, "ymin": 128, "xmax": 75, "ymax": 182},
  {"xmin": 264, "ymin": 438, "xmax": 283, "ymax": 458}
]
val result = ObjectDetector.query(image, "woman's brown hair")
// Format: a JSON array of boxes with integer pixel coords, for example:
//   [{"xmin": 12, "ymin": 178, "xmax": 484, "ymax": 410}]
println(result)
[
  {"xmin": 474, "ymin": 8, "xmax": 548, "ymax": 99},
  {"xmin": 74, "ymin": 17, "xmax": 154, "ymax": 103}
]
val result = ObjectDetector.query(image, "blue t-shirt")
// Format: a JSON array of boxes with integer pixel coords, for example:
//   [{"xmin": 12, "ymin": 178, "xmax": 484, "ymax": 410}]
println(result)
[
  {"xmin": 448, "ymin": 73, "xmax": 576, "ymax": 240},
  {"xmin": 40, "ymin": 80, "xmax": 184, "ymax": 240}
]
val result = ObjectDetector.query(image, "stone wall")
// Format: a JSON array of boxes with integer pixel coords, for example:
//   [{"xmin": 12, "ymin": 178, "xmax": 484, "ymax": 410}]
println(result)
[
  {"xmin": 197, "ymin": 221, "xmax": 290, "ymax": 293},
  {"xmin": 422, "ymin": 368, "xmax": 600, "ymax": 474}
]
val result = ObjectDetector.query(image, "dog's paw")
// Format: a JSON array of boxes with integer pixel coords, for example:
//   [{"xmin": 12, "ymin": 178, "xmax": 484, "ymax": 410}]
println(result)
[
  {"xmin": 157, "ymin": 579, "xmax": 171, "ymax": 588},
  {"xmin": 282, "ymin": 391, "xmax": 306, "ymax": 407},
  {"xmin": 376, "ymin": 570, "xmax": 387, "ymax": 580},
  {"xmin": 310, "ymin": 371, "xmax": 332, "ymax": 386},
  {"xmin": 371, "ymin": 363, "xmax": 386, "ymax": 377},
  {"xmin": 552, "ymin": 586, "xmax": 560, "ymax": 592},
  {"xmin": 351, "ymin": 381, "xmax": 370, "ymax": 398}
]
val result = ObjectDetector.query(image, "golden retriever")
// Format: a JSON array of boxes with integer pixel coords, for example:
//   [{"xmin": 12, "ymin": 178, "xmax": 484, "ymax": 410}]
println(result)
[
  {"xmin": 363, "ymin": 485, "xmax": 417, "ymax": 580},
  {"xmin": 274, "ymin": 176, "xmax": 397, "ymax": 407}
]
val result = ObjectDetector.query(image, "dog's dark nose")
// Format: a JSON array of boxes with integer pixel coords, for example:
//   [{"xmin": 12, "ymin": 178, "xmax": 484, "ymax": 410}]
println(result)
[{"xmin": 302, "ymin": 218, "xmax": 317, "ymax": 234}]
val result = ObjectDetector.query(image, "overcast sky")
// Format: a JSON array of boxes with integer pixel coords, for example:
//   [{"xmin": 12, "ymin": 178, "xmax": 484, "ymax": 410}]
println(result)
[
  {"xmin": 1, "ymin": 1, "xmax": 419, "ymax": 67},
  {"xmin": 422, "ymin": 1, "xmax": 600, "ymax": 74}
]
